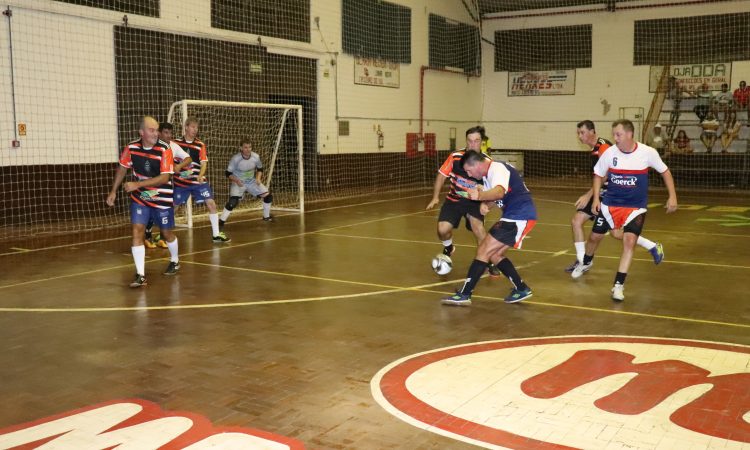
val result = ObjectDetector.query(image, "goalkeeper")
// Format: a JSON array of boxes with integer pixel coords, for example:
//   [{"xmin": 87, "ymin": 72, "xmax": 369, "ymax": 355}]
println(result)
[{"xmin": 219, "ymin": 139, "xmax": 274, "ymax": 229}]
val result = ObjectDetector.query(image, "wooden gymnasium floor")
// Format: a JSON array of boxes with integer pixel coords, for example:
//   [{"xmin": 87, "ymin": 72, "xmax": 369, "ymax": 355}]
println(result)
[{"xmin": 0, "ymin": 188, "xmax": 748, "ymax": 449}]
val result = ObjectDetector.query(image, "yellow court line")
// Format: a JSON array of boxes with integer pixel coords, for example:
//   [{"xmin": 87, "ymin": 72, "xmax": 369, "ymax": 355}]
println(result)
[
  {"xmin": 0, "ymin": 210, "xmax": 431, "ymax": 290},
  {"xmin": 316, "ymin": 232, "xmax": 750, "ymax": 270}
]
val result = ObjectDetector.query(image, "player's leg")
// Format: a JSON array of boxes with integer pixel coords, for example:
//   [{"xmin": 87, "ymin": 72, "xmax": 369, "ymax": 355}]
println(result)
[
  {"xmin": 487, "ymin": 220, "xmax": 535, "ymax": 303},
  {"xmin": 441, "ymin": 232, "xmax": 503, "ymax": 306},
  {"xmin": 437, "ymin": 201, "xmax": 461, "ymax": 256},
  {"xmin": 611, "ymin": 213, "xmax": 646, "ymax": 302},
  {"xmin": 572, "ymin": 211, "xmax": 610, "ymax": 279},
  {"xmin": 608, "ymin": 228, "xmax": 663, "ymax": 264},
  {"xmin": 466, "ymin": 207, "xmax": 500, "ymax": 277},
  {"xmin": 128, "ymin": 203, "xmax": 149, "ymax": 287},
  {"xmin": 219, "ymin": 183, "xmax": 246, "ymax": 231},
  {"xmin": 144, "ymin": 218, "xmax": 156, "ymax": 249},
  {"xmin": 247, "ymin": 181, "xmax": 273, "ymax": 221},
  {"xmin": 155, "ymin": 207, "xmax": 180, "ymax": 276},
  {"xmin": 567, "ymin": 202, "xmax": 594, "ymax": 271}
]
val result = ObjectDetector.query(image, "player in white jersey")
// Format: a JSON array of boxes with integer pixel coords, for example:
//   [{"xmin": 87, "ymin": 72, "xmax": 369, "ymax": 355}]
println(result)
[
  {"xmin": 219, "ymin": 139, "xmax": 274, "ymax": 228},
  {"xmin": 572, "ymin": 119, "xmax": 678, "ymax": 301}
]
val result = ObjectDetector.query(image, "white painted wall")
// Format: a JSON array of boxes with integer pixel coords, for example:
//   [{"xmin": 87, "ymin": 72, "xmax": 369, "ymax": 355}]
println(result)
[
  {"xmin": 480, "ymin": 0, "xmax": 750, "ymax": 152},
  {"xmin": 0, "ymin": 0, "xmax": 481, "ymax": 164}
]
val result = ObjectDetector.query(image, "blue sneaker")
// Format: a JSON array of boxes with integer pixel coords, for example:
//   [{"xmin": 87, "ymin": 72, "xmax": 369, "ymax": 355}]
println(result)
[
  {"xmin": 441, "ymin": 292, "xmax": 472, "ymax": 306},
  {"xmin": 649, "ymin": 243, "xmax": 664, "ymax": 265},
  {"xmin": 504, "ymin": 287, "xmax": 532, "ymax": 304}
]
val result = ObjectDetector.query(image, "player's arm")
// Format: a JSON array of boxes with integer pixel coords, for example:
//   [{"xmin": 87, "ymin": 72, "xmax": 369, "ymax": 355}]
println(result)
[
  {"xmin": 479, "ymin": 201, "xmax": 498, "ymax": 216},
  {"xmin": 197, "ymin": 143, "xmax": 208, "ymax": 182},
  {"xmin": 107, "ymin": 165, "xmax": 128, "ymax": 206},
  {"xmin": 575, "ymin": 188, "xmax": 594, "ymax": 209},
  {"xmin": 591, "ymin": 175, "xmax": 604, "ymax": 214},
  {"xmin": 472, "ymin": 185, "xmax": 505, "ymax": 202},
  {"xmin": 255, "ymin": 167, "xmax": 264, "ymax": 184},
  {"xmin": 226, "ymin": 157, "xmax": 243, "ymax": 186},
  {"xmin": 124, "ymin": 173, "xmax": 171, "ymax": 192},
  {"xmin": 427, "ymin": 173, "xmax": 448, "ymax": 210},
  {"xmin": 660, "ymin": 169, "xmax": 678, "ymax": 213}
]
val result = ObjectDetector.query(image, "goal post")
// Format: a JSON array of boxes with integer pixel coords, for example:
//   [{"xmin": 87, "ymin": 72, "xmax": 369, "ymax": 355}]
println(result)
[{"xmin": 166, "ymin": 100, "xmax": 304, "ymax": 228}]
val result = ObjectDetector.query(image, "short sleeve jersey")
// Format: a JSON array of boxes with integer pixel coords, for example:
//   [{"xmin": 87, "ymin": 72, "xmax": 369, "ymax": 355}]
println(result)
[
  {"xmin": 483, "ymin": 161, "xmax": 537, "ymax": 221},
  {"xmin": 593, "ymin": 142, "xmax": 668, "ymax": 209},
  {"xmin": 118, "ymin": 139, "xmax": 174, "ymax": 209},
  {"xmin": 227, "ymin": 151, "xmax": 263, "ymax": 182},
  {"xmin": 438, "ymin": 150, "xmax": 484, "ymax": 202},
  {"xmin": 172, "ymin": 138, "xmax": 208, "ymax": 186}
]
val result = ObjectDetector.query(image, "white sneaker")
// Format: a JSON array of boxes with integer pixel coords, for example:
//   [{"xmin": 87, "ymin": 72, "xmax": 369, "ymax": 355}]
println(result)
[
  {"xmin": 611, "ymin": 283, "xmax": 625, "ymax": 301},
  {"xmin": 571, "ymin": 262, "xmax": 592, "ymax": 279}
]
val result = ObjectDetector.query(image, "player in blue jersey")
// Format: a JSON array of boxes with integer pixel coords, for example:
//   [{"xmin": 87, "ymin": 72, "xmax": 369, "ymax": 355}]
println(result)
[{"xmin": 441, "ymin": 151, "xmax": 537, "ymax": 306}]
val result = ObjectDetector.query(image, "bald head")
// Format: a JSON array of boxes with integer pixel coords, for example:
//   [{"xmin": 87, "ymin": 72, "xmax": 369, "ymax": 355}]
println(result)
[{"xmin": 138, "ymin": 116, "xmax": 159, "ymax": 147}]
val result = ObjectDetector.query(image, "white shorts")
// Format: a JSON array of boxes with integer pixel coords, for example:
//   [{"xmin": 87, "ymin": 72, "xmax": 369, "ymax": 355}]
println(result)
[{"xmin": 230, "ymin": 180, "xmax": 269, "ymax": 198}]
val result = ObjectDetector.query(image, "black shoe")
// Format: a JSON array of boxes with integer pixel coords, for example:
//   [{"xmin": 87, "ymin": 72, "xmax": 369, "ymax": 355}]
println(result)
[
  {"xmin": 442, "ymin": 244, "xmax": 455, "ymax": 257},
  {"xmin": 488, "ymin": 264, "xmax": 502, "ymax": 278},
  {"xmin": 262, "ymin": 215, "xmax": 274, "ymax": 222},
  {"xmin": 163, "ymin": 261, "xmax": 180, "ymax": 276},
  {"xmin": 129, "ymin": 273, "xmax": 147, "ymax": 288}
]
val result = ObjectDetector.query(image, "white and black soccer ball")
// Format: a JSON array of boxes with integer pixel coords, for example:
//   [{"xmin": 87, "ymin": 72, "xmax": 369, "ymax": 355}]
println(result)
[{"xmin": 431, "ymin": 254, "xmax": 453, "ymax": 275}]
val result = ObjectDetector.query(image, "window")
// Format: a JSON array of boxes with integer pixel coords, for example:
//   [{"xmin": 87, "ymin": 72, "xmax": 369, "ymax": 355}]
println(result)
[
  {"xmin": 53, "ymin": 0, "xmax": 158, "ymax": 17},
  {"xmin": 634, "ymin": 12, "xmax": 750, "ymax": 65},
  {"xmin": 494, "ymin": 25, "xmax": 591, "ymax": 72},
  {"xmin": 211, "ymin": 0, "xmax": 310, "ymax": 43},
  {"xmin": 429, "ymin": 14, "xmax": 481, "ymax": 75},
  {"xmin": 342, "ymin": 0, "xmax": 411, "ymax": 64}
]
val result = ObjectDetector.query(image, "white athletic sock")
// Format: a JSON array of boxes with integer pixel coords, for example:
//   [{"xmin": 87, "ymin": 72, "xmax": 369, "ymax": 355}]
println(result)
[
  {"xmin": 574, "ymin": 241, "xmax": 586, "ymax": 263},
  {"xmin": 637, "ymin": 236, "xmax": 656, "ymax": 250},
  {"xmin": 262, "ymin": 201, "xmax": 271, "ymax": 218},
  {"xmin": 209, "ymin": 213, "xmax": 220, "ymax": 236},
  {"xmin": 166, "ymin": 237, "xmax": 179, "ymax": 263},
  {"xmin": 132, "ymin": 245, "xmax": 145, "ymax": 276},
  {"xmin": 442, "ymin": 239, "xmax": 453, "ymax": 247},
  {"xmin": 220, "ymin": 208, "xmax": 231, "ymax": 222}
]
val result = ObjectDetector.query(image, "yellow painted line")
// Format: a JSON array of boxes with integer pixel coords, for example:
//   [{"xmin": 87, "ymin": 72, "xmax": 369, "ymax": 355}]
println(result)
[
  {"xmin": 0, "ymin": 210, "xmax": 431, "ymax": 290},
  {"xmin": 316, "ymin": 232, "xmax": 750, "ymax": 270}
]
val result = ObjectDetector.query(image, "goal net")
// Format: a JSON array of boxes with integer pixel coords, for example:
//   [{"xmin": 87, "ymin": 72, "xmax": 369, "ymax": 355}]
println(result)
[{"xmin": 166, "ymin": 100, "xmax": 304, "ymax": 228}]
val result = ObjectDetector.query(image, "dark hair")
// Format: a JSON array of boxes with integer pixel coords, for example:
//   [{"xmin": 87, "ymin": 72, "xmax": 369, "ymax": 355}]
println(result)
[
  {"xmin": 465, "ymin": 125, "xmax": 486, "ymax": 139},
  {"xmin": 158, "ymin": 122, "xmax": 173, "ymax": 132},
  {"xmin": 460, "ymin": 150, "xmax": 486, "ymax": 167},
  {"xmin": 577, "ymin": 120, "xmax": 595, "ymax": 131},
  {"xmin": 240, "ymin": 138, "xmax": 252, "ymax": 147},
  {"xmin": 612, "ymin": 119, "xmax": 635, "ymax": 134}
]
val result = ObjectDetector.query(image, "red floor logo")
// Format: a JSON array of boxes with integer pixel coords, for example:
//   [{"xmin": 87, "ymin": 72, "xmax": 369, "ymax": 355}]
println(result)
[
  {"xmin": 0, "ymin": 399, "xmax": 304, "ymax": 449},
  {"xmin": 372, "ymin": 336, "xmax": 750, "ymax": 450}
]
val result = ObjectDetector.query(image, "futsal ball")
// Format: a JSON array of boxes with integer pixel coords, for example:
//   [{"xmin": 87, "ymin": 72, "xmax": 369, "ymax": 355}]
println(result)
[{"xmin": 431, "ymin": 254, "xmax": 453, "ymax": 275}]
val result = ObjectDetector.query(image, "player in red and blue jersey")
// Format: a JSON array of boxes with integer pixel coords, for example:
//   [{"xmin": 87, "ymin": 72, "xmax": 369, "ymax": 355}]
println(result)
[
  {"xmin": 567, "ymin": 120, "xmax": 664, "ymax": 272},
  {"xmin": 572, "ymin": 119, "xmax": 678, "ymax": 301},
  {"xmin": 106, "ymin": 116, "xmax": 180, "ymax": 287},
  {"xmin": 172, "ymin": 117, "xmax": 230, "ymax": 243},
  {"xmin": 441, "ymin": 150, "xmax": 537, "ymax": 306}
]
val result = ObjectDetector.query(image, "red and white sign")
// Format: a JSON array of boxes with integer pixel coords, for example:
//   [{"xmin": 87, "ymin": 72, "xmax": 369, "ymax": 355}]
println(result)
[
  {"xmin": 372, "ymin": 336, "xmax": 750, "ymax": 449},
  {"xmin": 0, "ymin": 399, "xmax": 304, "ymax": 449}
]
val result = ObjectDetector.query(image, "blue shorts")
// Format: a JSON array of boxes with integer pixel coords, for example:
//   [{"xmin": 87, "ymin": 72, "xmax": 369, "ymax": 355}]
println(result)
[
  {"xmin": 174, "ymin": 183, "xmax": 213, "ymax": 206},
  {"xmin": 130, "ymin": 202, "xmax": 175, "ymax": 229}
]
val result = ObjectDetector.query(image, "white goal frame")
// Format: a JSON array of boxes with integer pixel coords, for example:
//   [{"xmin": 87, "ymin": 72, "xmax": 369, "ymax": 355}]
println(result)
[{"xmin": 166, "ymin": 100, "xmax": 304, "ymax": 227}]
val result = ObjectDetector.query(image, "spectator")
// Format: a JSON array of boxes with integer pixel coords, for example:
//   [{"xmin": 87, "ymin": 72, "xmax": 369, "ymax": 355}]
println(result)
[
  {"xmin": 693, "ymin": 83, "xmax": 713, "ymax": 123},
  {"xmin": 648, "ymin": 123, "xmax": 666, "ymax": 154},
  {"xmin": 734, "ymin": 81, "xmax": 749, "ymax": 117},
  {"xmin": 671, "ymin": 129, "xmax": 693, "ymax": 155},
  {"xmin": 714, "ymin": 83, "xmax": 733, "ymax": 122},
  {"xmin": 667, "ymin": 77, "xmax": 686, "ymax": 132},
  {"xmin": 720, "ymin": 116, "xmax": 742, "ymax": 153},
  {"xmin": 699, "ymin": 113, "xmax": 719, "ymax": 153}
]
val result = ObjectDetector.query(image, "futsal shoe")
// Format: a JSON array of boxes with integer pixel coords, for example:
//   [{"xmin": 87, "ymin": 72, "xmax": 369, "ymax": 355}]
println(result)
[
  {"xmin": 212, "ymin": 232, "xmax": 231, "ymax": 243},
  {"xmin": 571, "ymin": 262, "xmax": 593, "ymax": 279},
  {"xmin": 129, "ymin": 274, "xmax": 147, "ymax": 288},
  {"xmin": 504, "ymin": 287, "xmax": 532, "ymax": 303},
  {"xmin": 154, "ymin": 233, "xmax": 167, "ymax": 248},
  {"xmin": 163, "ymin": 261, "xmax": 180, "ymax": 276},
  {"xmin": 144, "ymin": 238, "xmax": 157, "ymax": 249},
  {"xmin": 649, "ymin": 243, "xmax": 664, "ymax": 265},
  {"xmin": 442, "ymin": 244, "xmax": 455, "ymax": 257},
  {"xmin": 262, "ymin": 215, "xmax": 274, "ymax": 222},
  {"xmin": 441, "ymin": 292, "xmax": 472, "ymax": 306},
  {"xmin": 611, "ymin": 283, "xmax": 625, "ymax": 301},
  {"xmin": 564, "ymin": 260, "xmax": 579, "ymax": 273},
  {"xmin": 488, "ymin": 264, "xmax": 502, "ymax": 278}
]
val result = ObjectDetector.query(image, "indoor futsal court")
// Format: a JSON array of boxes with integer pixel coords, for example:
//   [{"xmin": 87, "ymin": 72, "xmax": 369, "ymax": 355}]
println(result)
[{"xmin": 1, "ymin": 0, "xmax": 750, "ymax": 449}]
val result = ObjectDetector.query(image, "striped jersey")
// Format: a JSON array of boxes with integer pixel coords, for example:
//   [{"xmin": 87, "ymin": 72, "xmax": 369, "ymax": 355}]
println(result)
[
  {"xmin": 438, "ymin": 150, "xmax": 484, "ymax": 202},
  {"xmin": 591, "ymin": 137, "xmax": 613, "ymax": 193},
  {"xmin": 593, "ymin": 142, "xmax": 668, "ymax": 208},
  {"xmin": 172, "ymin": 138, "xmax": 208, "ymax": 187},
  {"xmin": 118, "ymin": 139, "xmax": 174, "ymax": 209},
  {"xmin": 483, "ymin": 161, "xmax": 537, "ymax": 220}
]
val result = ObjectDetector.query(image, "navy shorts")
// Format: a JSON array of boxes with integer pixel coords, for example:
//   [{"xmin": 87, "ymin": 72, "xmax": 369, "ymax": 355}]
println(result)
[
  {"xmin": 130, "ymin": 202, "xmax": 175, "ymax": 229},
  {"xmin": 174, "ymin": 183, "xmax": 213, "ymax": 206}
]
